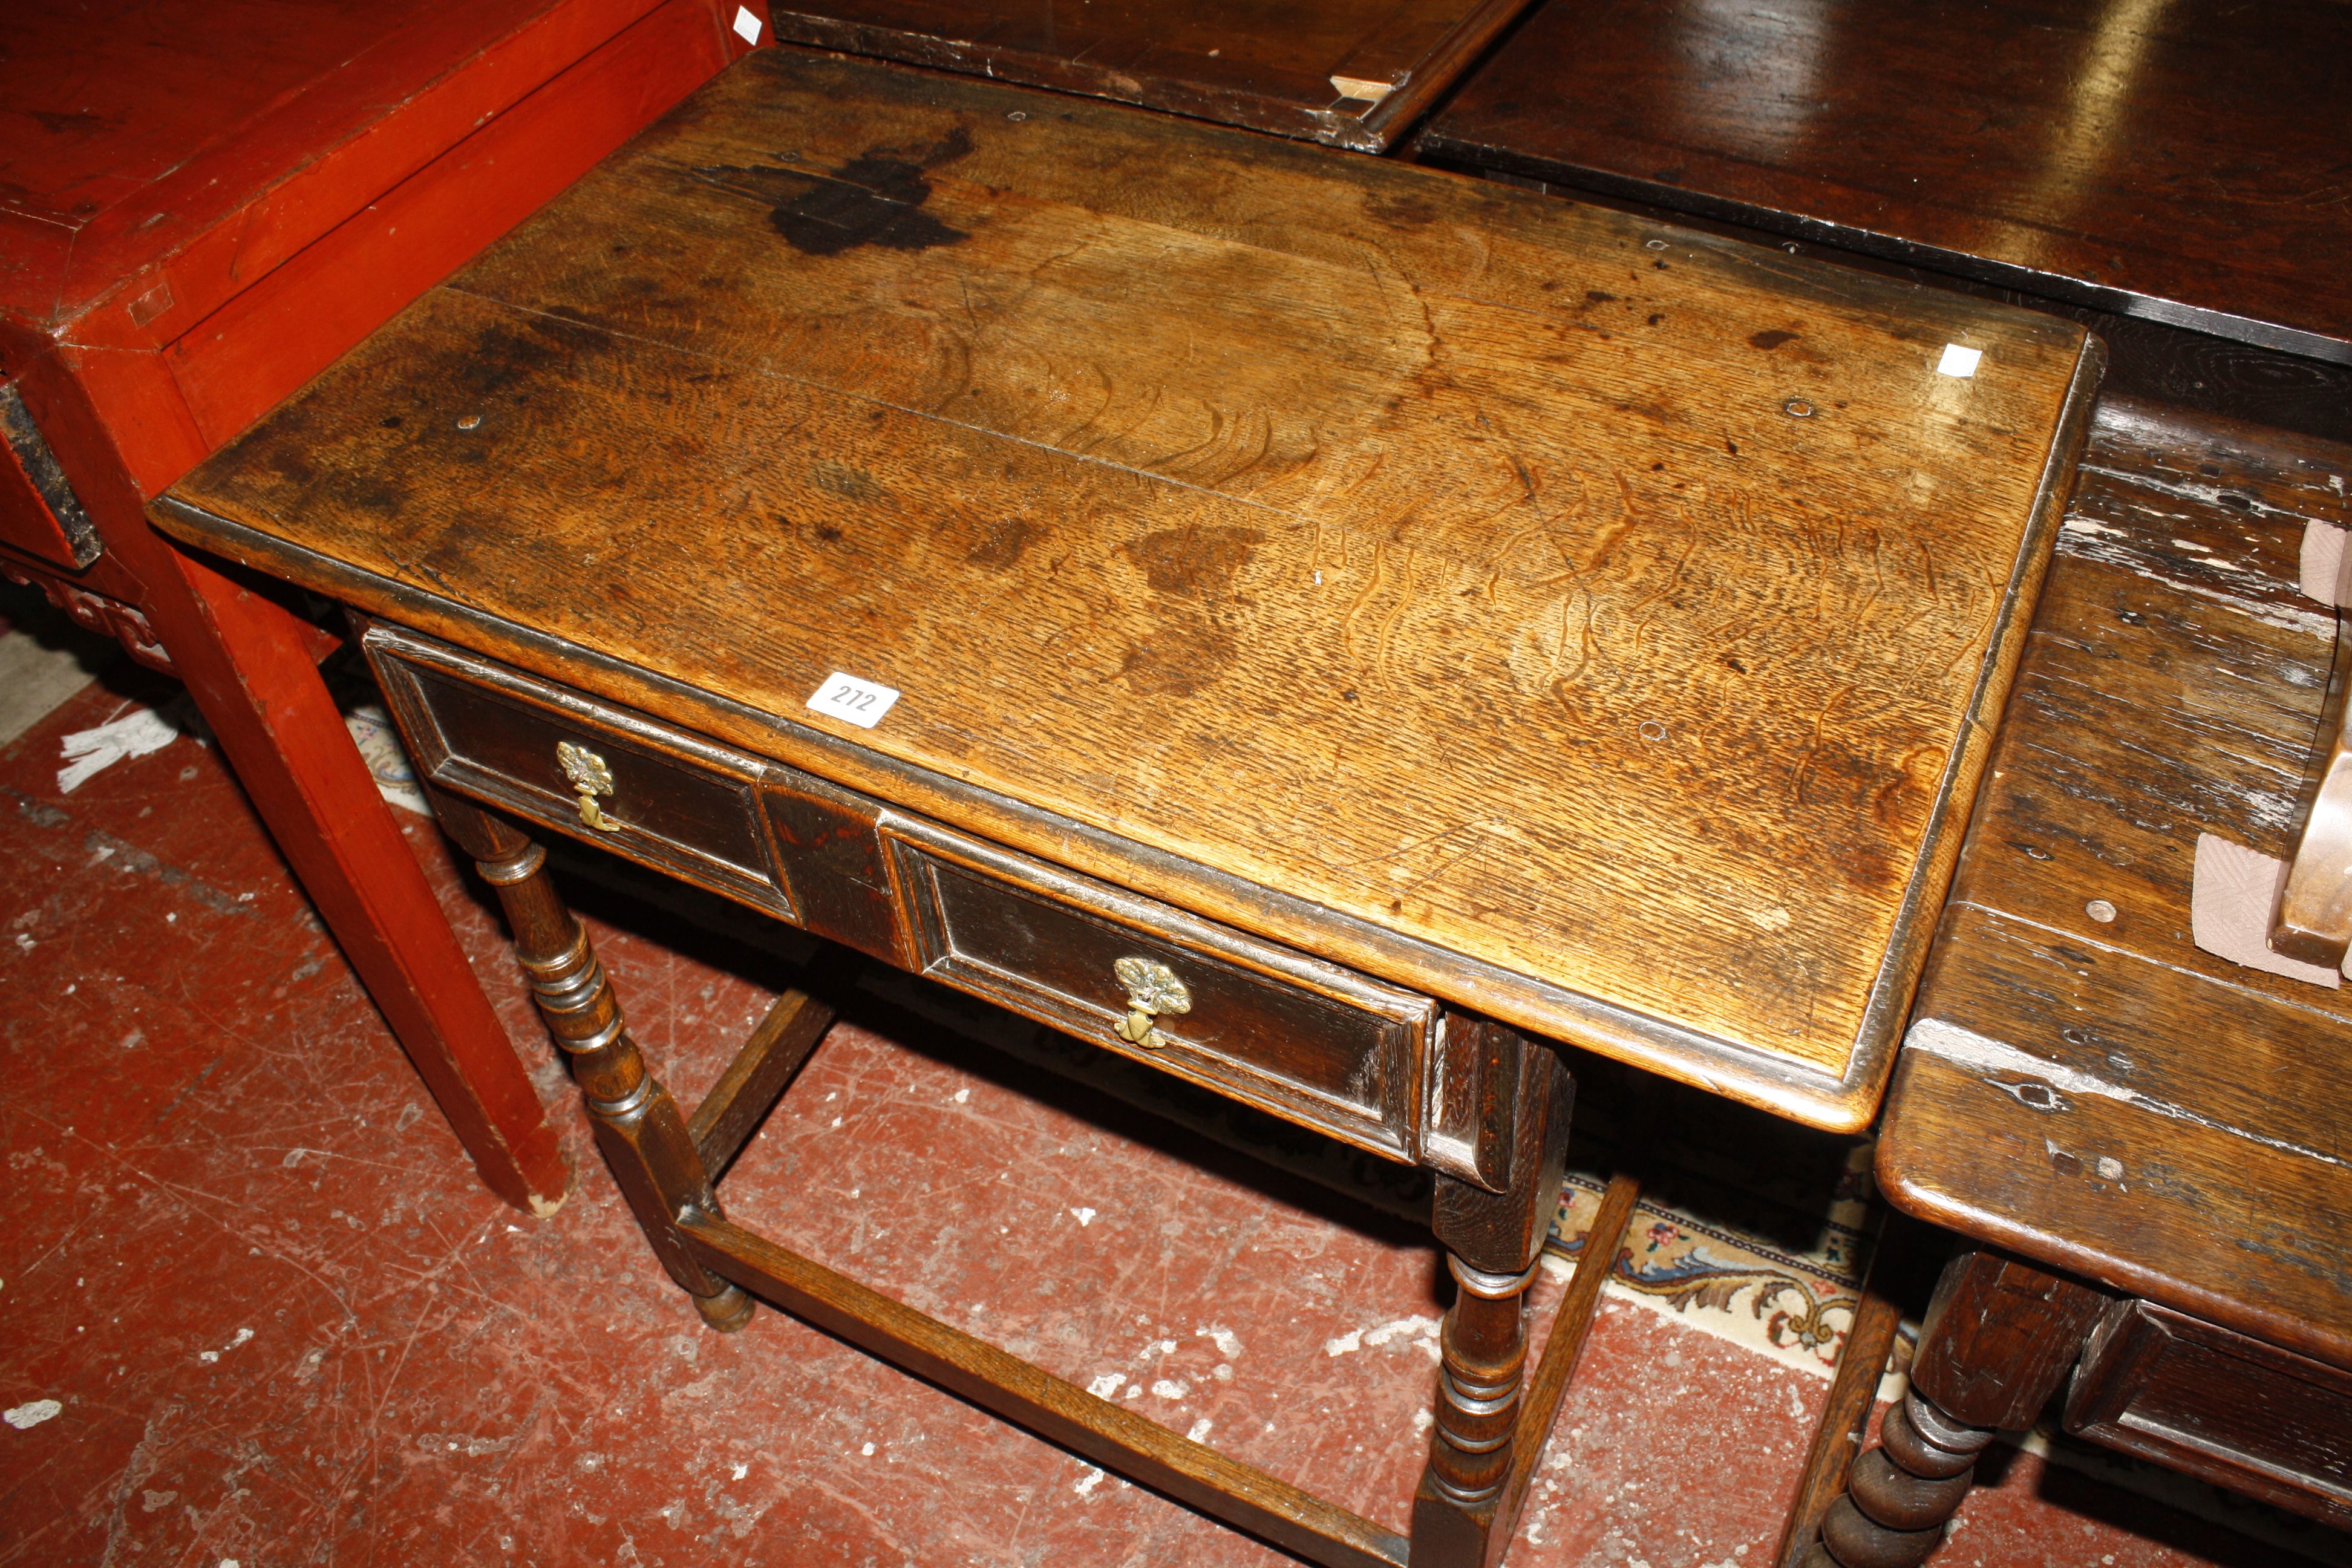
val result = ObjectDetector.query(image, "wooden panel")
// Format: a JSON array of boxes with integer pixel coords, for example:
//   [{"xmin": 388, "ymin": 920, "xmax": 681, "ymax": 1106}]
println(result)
[
  {"xmin": 761, "ymin": 770, "xmax": 909, "ymax": 966},
  {"xmin": 883, "ymin": 816, "xmax": 1434, "ymax": 1163},
  {"xmin": 1420, "ymin": 0, "xmax": 2352, "ymax": 367},
  {"xmin": 765, "ymin": 0, "xmax": 1530, "ymax": 152},
  {"xmin": 2066, "ymin": 1301, "xmax": 2352, "ymax": 1528},
  {"xmin": 153, "ymin": 50, "xmax": 2100, "ymax": 1129},
  {"xmin": 1881, "ymin": 397, "xmax": 2352, "ymax": 1371},
  {"xmin": 370, "ymin": 626, "xmax": 797, "ymax": 918}
]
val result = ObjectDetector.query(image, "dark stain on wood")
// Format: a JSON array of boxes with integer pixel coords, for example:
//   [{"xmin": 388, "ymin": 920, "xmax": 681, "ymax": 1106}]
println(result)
[
  {"xmin": 1749, "ymin": 328, "xmax": 1797, "ymax": 350},
  {"xmin": 1118, "ymin": 524, "xmax": 1266, "ymax": 599},
  {"xmin": 1118, "ymin": 614, "xmax": 1238, "ymax": 697},
  {"xmin": 967, "ymin": 517, "xmax": 1047, "ymax": 571},
  {"xmin": 691, "ymin": 128, "xmax": 975, "ymax": 258},
  {"xmin": 770, "ymin": 128, "xmax": 973, "ymax": 256}
]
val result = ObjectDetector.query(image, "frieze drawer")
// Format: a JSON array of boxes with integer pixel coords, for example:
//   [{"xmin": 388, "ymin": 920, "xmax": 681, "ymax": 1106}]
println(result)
[
  {"xmin": 2065, "ymin": 1299, "xmax": 2352, "ymax": 1527},
  {"xmin": 880, "ymin": 816, "xmax": 1434, "ymax": 1160},
  {"xmin": 366, "ymin": 625, "xmax": 793, "ymax": 920}
]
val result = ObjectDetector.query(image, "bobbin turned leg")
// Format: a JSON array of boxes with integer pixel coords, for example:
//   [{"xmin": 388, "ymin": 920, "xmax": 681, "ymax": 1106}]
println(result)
[
  {"xmin": 1411, "ymin": 1024, "xmax": 1575, "ymax": 1568},
  {"xmin": 429, "ymin": 787, "xmax": 753, "ymax": 1332},
  {"xmin": 1805, "ymin": 1249, "xmax": 2103, "ymax": 1568}
]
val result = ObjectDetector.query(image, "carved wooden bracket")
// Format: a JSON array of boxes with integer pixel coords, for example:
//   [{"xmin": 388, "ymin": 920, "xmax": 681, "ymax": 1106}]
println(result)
[{"xmin": 1, "ymin": 557, "xmax": 174, "ymax": 673}]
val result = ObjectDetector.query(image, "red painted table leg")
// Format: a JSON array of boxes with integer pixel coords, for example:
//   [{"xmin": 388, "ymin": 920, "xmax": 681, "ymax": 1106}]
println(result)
[
  {"xmin": 22, "ymin": 345, "xmax": 571, "ymax": 1215},
  {"xmin": 168, "ymin": 548, "xmax": 573, "ymax": 1214}
]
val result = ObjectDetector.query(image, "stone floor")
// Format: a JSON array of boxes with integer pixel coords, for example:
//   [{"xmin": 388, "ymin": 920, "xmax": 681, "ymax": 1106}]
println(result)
[{"xmin": 0, "ymin": 616, "xmax": 2334, "ymax": 1567}]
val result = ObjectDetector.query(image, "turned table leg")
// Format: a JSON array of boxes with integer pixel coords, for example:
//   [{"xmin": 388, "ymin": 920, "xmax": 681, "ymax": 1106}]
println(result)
[
  {"xmin": 430, "ymin": 786, "xmax": 754, "ymax": 1331},
  {"xmin": 1805, "ymin": 1248, "xmax": 2105, "ymax": 1568},
  {"xmin": 1412, "ymin": 1025, "xmax": 1575, "ymax": 1568}
]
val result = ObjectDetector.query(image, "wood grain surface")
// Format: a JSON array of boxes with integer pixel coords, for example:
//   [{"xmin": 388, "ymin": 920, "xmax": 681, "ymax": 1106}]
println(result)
[
  {"xmin": 1885, "ymin": 397, "xmax": 2352, "ymax": 1371},
  {"xmin": 156, "ymin": 48, "xmax": 2097, "ymax": 1129},
  {"xmin": 1419, "ymin": 0, "xmax": 2352, "ymax": 366},
  {"xmin": 763, "ymin": 0, "xmax": 1530, "ymax": 151}
]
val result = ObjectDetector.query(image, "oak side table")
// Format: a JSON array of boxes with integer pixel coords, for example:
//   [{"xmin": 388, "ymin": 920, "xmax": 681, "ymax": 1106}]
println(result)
[{"xmin": 155, "ymin": 48, "xmax": 2099, "ymax": 1566}]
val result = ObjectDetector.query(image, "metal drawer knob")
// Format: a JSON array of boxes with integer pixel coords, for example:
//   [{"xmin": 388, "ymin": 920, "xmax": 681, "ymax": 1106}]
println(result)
[
  {"xmin": 556, "ymin": 740, "xmax": 622, "ymax": 832},
  {"xmin": 1112, "ymin": 956, "xmax": 1190, "ymax": 1049}
]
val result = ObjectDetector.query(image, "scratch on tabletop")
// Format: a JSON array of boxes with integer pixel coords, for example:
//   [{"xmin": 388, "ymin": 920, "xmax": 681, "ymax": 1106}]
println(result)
[{"xmin": 1790, "ymin": 685, "xmax": 1855, "ymax": 809}]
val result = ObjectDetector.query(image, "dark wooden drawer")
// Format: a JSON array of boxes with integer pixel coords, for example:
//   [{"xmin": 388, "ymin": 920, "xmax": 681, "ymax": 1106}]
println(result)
[
  {"xmin": 2065, "ymin": 1299, "xmax": 2352, "ymax": 1527},
  {"xmin": 361, "ymin": 622, "xmax": 1451, "ymax": 1165},
  {"xmin": 880, "ymin": 817, "xmax": 1435, "ymax": 1161},
  {"xmin": 367, "ymin": 625, "xmax": 794, "ymax": 920}
]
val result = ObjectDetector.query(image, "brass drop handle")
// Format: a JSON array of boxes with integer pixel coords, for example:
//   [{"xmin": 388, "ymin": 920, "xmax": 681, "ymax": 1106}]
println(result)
[
  {"xmin": 556, "ymin": 740, "xmax": 622, "ymax": 833},
  {"xmin": 1112, "ymin": 956, "xmax": 1191, "ymax": 1049}
]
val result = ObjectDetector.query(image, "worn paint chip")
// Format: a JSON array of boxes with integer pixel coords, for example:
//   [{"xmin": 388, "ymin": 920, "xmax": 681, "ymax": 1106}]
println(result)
[{"xmin": 4, "ymin": 1399, "xmax": 61, "ymax": 1429}]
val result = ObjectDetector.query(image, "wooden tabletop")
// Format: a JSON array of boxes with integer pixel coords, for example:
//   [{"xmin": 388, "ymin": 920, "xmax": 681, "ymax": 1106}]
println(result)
[
  {"xmin": 1887, "ymin": 398, "xmax": 2352, "ymax": 1371},
  {"xmin": 1419, "ymin": 0, "xmax": 2352, "ymax": 367},
  {"xmin": 155, "ymin": 48, "xmax": 2097, "ymax": 1131},
  {"xmin": 764, "ymin": 0, "xmax": 1532, "ymax": 151}
]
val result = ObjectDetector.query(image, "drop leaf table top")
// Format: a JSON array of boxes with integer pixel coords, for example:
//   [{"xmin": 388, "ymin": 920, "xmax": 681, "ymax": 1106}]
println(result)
[{"xmin": 155, "ymin": 47, "xmax": 2101, "ymax": 1131}]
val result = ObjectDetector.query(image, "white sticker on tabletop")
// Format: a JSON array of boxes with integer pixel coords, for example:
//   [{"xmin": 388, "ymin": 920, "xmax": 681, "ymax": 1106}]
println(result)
[
  {"xmin": 1936, "ymin": 343, "xmax": 1982, "ymax": 378},
  {"xmin": 807, "ymin": 671, "xmax": 900, "ymax": 729}
]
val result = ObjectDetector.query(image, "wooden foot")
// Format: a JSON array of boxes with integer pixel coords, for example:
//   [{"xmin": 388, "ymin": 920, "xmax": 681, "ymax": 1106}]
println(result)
[
  {"xmin": 694, "ymin": 1282, "xmax": 757, "ymax": 1333},
  {"xmin": 1411, "ymin": 1021, "xmax": 1575, "ymax": 1568},
  {"xmin": 429, "ymin": 786, "xmax": 746, "ymax": 1325},
  {"xmin": 1809, "ymin": 1249, "xmax": 2105, "ymax": 1567}
]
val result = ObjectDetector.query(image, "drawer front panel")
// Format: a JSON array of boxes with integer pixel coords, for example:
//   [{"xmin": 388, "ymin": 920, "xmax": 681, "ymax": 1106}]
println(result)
[
  {"xmin": 883, "ymin": 818, "xmax": 1431, "ymax": 1159},
  {"xmin": 2066, "ymin": 1300, "xmax": 2352, "ymax": 1527},
  {"xmin": 369, "ymin": 630, "xmax": 792, "ymax": 918}
]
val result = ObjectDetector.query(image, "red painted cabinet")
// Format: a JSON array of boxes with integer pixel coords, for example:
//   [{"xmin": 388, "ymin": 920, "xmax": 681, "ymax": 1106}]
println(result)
[{"xmin": 0, "ymin": 0, "xmax": 771, "ymax": 1212}]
